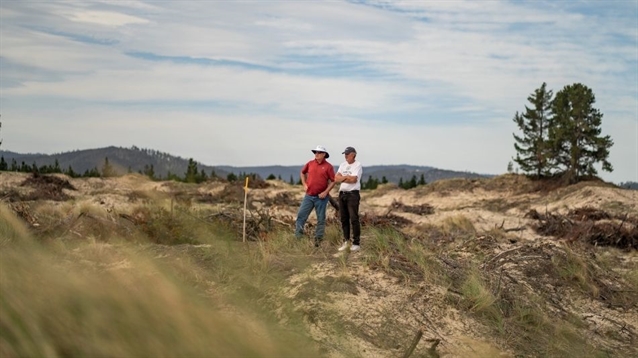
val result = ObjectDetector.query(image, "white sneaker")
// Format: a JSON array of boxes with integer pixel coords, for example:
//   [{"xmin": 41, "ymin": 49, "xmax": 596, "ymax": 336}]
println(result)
[
  {"xmin": 338, "ymin": 242, "xmax": 349, "ymax": 251},
  {"xmin": 350, "ymin": 245, "xmax": 360, "ymax": 252}
]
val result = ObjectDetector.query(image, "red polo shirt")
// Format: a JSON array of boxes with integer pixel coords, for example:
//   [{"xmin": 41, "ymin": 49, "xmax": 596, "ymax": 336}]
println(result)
[{"xmin": 301, "ymin": 159, "xmax": 335, "ymax": 196}]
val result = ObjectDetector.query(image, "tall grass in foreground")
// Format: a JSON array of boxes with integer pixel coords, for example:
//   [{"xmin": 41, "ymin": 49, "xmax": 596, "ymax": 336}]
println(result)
[{"xmin": 0, "ymin": 204, "xmax": 320, "ymax": 358}]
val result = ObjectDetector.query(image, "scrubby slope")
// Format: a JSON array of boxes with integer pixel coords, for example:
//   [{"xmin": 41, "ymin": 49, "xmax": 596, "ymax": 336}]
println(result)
[{"xmin": 1, "ymin": 172, "xmax": 636, "ymax": 357}]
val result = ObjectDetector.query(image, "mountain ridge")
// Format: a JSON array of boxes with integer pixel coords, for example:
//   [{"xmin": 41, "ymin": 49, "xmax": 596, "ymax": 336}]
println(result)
[
  {"xmin": 215, "ymin": 164, "xmax": 490, "ymax": 184},
  {"xmin": 0, "ymin": 146, "xmax": 228, "ymax": 179},
  {"xmin": 4, "ymin": 147, "xmax": 633, "ymax": 187},
  {"xmin": 0, "ymin": 146, "xmax": 491, "ymax": 183}
]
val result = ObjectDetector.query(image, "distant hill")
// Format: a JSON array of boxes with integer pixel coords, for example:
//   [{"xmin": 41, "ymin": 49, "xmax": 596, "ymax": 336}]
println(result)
[
  {"xmin": 1, "ymin": 147, "xmax": 491, "ymax": 183},
  {"xmin": 619, "ymin": 181, "xmax": 638, "ymax": 190},
  {"xmin": 0, "ymin": 146, "xmax": 228, "ymax": 179},
  {"xmin": 217, "ymin": 164, "xmax": 491, "ymax": 184},
  {"xmin": 365, "ymin": 165, "xmax": 489, "ymax": 184}
]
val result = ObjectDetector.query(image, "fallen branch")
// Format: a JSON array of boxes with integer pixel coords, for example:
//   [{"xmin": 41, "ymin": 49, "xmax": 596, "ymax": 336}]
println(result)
[
  {"xmin": 425, "ymin": 338, "xmax": 441, "ymax": 358},
  {"xmin": 504, "ymin": 226, "xmax": 526, "ymax": 232},
  {"xmin": 438, "ymin": 256, "xmax": 460, "ymax": 269},
  {"xmin": 483, "ymin": 246, "xmax": 527, "ymax": 269},
  {"xmin": 402, "ymin": 329, "xmax": 423, "ymax": 358}
]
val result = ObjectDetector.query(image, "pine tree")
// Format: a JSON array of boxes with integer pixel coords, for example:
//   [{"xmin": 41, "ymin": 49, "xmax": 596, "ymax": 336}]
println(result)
[
  {"xmin": 39, "ymin": 164, "xmax": 50, "ymax": 174},
  {"xmin": 53, "ymin": 159, "xmax": 61, "ymax": 173},
  {"xmin": 199, "ymin": 169, "xmax": 208, "ymax": 183},
  {"xmin": 184, "ymin": 158, "xmax": 198, "ymax": 183},
  {"xmin": 364, "ymin": 175, "xmax": 378, "ymax": 190},
  {"xmin": 549, "ymin": 83, "xmax": 613, "ymax": 183},
  {"xmin": 143, "ymin": 164, "xmax": 155, "ymax": 180},
  {"xmin": 408, "ymin": 175, "xmax": 417, "ymax": 189},
  {"xmin": 84, "ymin": 167, "xmax": 101, "ymax": 177},
  {"xmin": 0, "ymin": 156, "xmax": 7, "ymax": 171},
  {"xmin": 418, "ymin": 174, "xmax": 426, "ymax": 186},
  {"xmin": 66, "ymin": 165, "xmax": 77, "ymax": 178},
  {"xmin": 513, "ymin": 83, "xmax": 554, "ymax": 178},
  {"xmin": 289, "ymin": 175, "xmax": 294, "ymax": 185},
  {"xmin": 267, "ymin": 174, "xmax": 276, "ymax": 180},
  {"xmin": 398, "ymin": 177, "xmax": 404, "ymax": 189},
  {"xmin": 381, "ymin": 176, "xmax": 388, "ymax": 184}
]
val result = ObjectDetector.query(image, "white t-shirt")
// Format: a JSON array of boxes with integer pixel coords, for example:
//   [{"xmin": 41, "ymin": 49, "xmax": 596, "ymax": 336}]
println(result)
[{"xmin": 337, "ymin": 160, "xmax": 363, "ymax": 191}]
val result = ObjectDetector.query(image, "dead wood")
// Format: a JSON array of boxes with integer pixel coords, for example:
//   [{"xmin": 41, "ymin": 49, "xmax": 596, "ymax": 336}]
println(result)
[
  {"xmin": 425, "ymin": 338, "xmax": 441, "ymax": 358},
  {"xmin": 17, "ymin": 173, "xmax": 76, "ymax": 201},
  {"xmin": 504, "ymin": 226, "xmax": 526, "ymax": 232},
  {"xmin": 9, "ymin": 202, "xmax": 39, "ymax": 227},
  {"xmin": 391, "ymin": 199, "xmax": 434, "ymax": 216},
  {"xmin": 483, "ymin": 246, "xmax": 528, "ymax": 269},
  {"xmin": 402, "ymin": 329, "xmax": 423, "ymax": 358},
  {"xmin": 207, "ymin": 207, "xmax": 290, "ymax": 241},
  {"xmin": 438, "ymin": 256, "xmax": 460, "ymax": 269},
  {"xmin": 526, "ymin": 207, "xmax": 638, "ymax": 250},
  {"xmin": 360, "ymin": 212, "xmax": 413, "ymax": 228}
]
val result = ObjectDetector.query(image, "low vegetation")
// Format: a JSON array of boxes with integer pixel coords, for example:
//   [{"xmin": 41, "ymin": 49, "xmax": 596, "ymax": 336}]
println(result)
[{"xmin": 1, "ymin": 172, "xmax": 636, "ymax": 357}]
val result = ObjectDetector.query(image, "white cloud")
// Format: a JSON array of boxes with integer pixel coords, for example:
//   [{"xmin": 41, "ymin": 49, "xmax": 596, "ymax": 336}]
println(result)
[
  {"xmin": 1, "ymin": 0, "xmax": 636, "ymax": 183},
  {"xmin": 59, "ymin": 10, "xmax": 149, "ymax": 27}
]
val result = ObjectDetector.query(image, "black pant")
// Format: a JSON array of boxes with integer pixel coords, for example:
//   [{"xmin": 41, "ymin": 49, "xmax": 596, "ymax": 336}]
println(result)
[{"xmin": 339, "ymin": 191, "xmax": 361, "ymax": 245}]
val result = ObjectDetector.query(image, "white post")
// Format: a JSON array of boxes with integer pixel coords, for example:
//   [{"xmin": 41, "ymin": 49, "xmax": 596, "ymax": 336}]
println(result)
[{"xmin": 242, "ymin": 176, "xmax": 249, "ymax": 242}]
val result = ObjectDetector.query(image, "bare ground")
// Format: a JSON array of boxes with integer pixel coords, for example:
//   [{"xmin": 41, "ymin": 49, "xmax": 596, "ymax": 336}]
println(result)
[{"xmin": 2, "ymin": 172, "xmax": 637, "ymax": 357}]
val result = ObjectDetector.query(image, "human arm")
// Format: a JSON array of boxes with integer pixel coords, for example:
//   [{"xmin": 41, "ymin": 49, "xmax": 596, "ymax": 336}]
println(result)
[
  {"xmin": 319, "ymin": 180, "xmax": 336, "ymax": 199},
  {"xmin": 335, "ymin": 173, "xmax": 358, "ymax": 184},
  {"xmin": 335, "ymin": 163, "xmax": 362, "ymax": 184},
  {"xmin": 300, "ymin": 169, "xmax": 308, "ymax": 191},
  {"xmin": 318, "ymin": 165, "xmax": 336, "ymax": 199}
]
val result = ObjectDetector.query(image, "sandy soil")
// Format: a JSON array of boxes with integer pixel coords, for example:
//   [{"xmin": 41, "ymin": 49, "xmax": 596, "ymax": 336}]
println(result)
[{"xmin": 2, "ymin": 172, "xmax": 636, "ymax": 357}]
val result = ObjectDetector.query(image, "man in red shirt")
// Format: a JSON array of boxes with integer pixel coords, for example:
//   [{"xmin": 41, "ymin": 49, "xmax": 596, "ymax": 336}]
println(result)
[{"xmin": 295, "ymin": 145, "xmax": 336, "ymax": 246}]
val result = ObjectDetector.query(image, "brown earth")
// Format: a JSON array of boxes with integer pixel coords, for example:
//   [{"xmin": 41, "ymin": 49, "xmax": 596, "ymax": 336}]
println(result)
[{"xmin": 1, "ymin": 172, "xmax": 637, "ymax": 357}]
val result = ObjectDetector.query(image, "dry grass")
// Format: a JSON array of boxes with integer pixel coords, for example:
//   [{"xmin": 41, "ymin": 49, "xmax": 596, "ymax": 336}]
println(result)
[
  {"xmin": 459, "ymin": 269, "xmax": 502, "ymax": 328},
  {"xmin": 0, "ymin": 204, "xmax": 321, "ymax": 358},
  {"xmin": 552, "ymin": 247, "xmax": 600, "ymax": 298},
  {"xmin": 441, "ymin": 214, "xmax": 476, "ymax": 236},
  {"xmin": 2, "ymin": 171, "xmax": 636, "ymax": 358}
]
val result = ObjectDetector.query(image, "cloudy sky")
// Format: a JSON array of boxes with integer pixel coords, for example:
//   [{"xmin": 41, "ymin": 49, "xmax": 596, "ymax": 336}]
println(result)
[{"xmin": 1, "ymin": 0, "xmax": 636, "ymax": 183}]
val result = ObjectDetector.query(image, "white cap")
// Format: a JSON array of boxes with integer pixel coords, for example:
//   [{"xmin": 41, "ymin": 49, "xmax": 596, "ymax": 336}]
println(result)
[{"xmin": 311, "ymin": 145, "xmax": 330, "ymax": 158}]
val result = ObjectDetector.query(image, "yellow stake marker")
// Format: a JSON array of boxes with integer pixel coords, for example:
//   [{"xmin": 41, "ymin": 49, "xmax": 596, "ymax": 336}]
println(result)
[{"xmin": 243, "ymin": 176, "xmax": 249, "ymax": 242}]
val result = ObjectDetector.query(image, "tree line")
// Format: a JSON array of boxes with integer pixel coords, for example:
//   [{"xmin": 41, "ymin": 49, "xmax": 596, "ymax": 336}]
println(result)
[
  {"xmin": 262, "ymin": 172, "xmax": 425, "ymax": 190},
  {"xmin": 0, "ymin": 156, "xmax": 221, "ymax": 184}
]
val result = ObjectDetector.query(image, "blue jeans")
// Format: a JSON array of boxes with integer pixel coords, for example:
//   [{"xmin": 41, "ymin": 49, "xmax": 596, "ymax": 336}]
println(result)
[{"xmin": 295, "ymin": 194, "xmax": 328, "ymax": 239}]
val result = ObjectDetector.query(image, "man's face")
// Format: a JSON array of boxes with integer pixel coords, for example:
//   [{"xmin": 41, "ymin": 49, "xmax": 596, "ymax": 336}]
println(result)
[
  {"xmin": 345, "ymin": 152, "xmax": 356, "ymax": 163},
  {"xmin": 315, "ymin": 152, "xmax": 326, "ymax": 162}
]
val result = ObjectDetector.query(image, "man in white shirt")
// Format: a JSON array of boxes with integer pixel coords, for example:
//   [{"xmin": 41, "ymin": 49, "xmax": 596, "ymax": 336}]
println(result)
[{"xmin": 334, "ymin": 147, "xmax": 363, "ymax": 252}]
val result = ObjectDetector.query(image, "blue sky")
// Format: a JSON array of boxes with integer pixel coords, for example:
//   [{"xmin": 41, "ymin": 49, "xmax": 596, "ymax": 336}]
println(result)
[{"xmin": 1, "ymin": 0, "xmax": 636, "ymax": 183}]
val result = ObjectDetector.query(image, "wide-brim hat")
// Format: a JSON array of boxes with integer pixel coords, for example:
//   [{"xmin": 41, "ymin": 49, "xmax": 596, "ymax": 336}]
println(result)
[{"xmin": 311, "ymin": 145, "xmax": 330, "ymax": 158}]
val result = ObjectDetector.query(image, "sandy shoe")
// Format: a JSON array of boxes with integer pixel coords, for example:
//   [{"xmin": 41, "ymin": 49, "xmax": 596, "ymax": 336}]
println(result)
[
  {"xmin": 350, "ymin": 245, "xmax": 360, "ymax": 252},
  {"xmin": 338, "ymin": 242, "xmax": 349, "ymax": 252}
]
